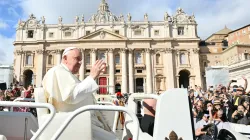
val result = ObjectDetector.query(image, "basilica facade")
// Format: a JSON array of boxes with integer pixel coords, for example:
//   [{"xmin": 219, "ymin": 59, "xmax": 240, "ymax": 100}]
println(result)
[{"xmin": 13, "ymin": 0, "xmax": 202, "ymax": 94}]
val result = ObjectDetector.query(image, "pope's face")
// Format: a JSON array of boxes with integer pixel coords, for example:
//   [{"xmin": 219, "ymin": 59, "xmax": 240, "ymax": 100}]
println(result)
[{"xmin": 64, "ymin": 49, "xmax": 82, "ymax": 74}]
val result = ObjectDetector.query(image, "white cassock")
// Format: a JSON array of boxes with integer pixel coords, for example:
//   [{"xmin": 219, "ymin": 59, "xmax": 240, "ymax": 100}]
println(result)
[{"xmin": 42, "ymin": 64, "xmax": 117, "ymax": 140}]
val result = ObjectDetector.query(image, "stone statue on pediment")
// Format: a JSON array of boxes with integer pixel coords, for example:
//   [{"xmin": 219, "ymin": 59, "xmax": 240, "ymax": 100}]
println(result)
[
  {"xmin": 75, "ymin": 16, "xmax": 79, "ymax": 23},
  {"xmin": 177, "ymin": 7, "xmax": 185, "ymax": 15},
  {"xmin": 91, "ymin": 14, "xmax": 96, "ymax": 22},
  {"xmin": 119, "ymin": 14, "xmax": 124, "ymax": 22},
  {"xmin": 29, "ymin": 13, "xmax": 36, "ymax": 19},
  {"xmin": 127, "ymin": 13, "xmax": 132, "ymax": 22},
  {"xmin": 189, "ymin": 13, "xmax": 196, "ymax": 23},
  {"xmin": 144, "ymin": 13, "xmax": 148, "ymax": 21},
  {"xmin": 164, "ymin": 12, "xmax": 169, "ymax": 21},
  {"xmin": 81, "ymin": 15, "xmax": 84, "ymax": 23},
  {"xmin": 173, "ymin": 16, "xmax": 177, "ymax": 24},
  {"xmin": 41, "ymin": 16, "xmax": 45, "ymax": 24},
  {"xmin": 58, "ymin": 16, "xmax": 62, "ymax": 24}
]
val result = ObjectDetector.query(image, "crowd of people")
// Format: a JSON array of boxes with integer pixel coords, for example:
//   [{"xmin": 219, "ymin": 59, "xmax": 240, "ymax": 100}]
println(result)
[
  {"xmin": 190, "ymin": 77, "xmax": 250, "ymax": 139},
  {"xmin": 0, "ymin": 84, "xmax": 36, "ymax": 115}
]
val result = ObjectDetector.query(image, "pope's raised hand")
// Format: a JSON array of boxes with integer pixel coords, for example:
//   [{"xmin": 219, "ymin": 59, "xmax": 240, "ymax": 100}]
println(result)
[{"xmin": 90, "ymin": 60, "xmax": 106, "ymax": 80}]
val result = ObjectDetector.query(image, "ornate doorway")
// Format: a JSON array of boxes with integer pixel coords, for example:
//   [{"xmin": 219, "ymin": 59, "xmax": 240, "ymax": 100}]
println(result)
[
  {"xmin": 135, "ymin": 78, "xmax": 144, "ymax": 93},
  {"xmin": 23, "ymin": 69, "xmax": 33, "ymax": 88},
  {"xmin": 179, "ymin": 70, "xmax": 190, "ymax": 88},
  {"xmin": 99, "ymin": 77, "xmax": 107, "ymax": 94}
]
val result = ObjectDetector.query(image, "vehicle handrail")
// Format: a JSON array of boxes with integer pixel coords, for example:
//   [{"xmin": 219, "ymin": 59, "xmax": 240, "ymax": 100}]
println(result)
[
  {"xmin": 0, "ymin": 101, "xmax": 56, "ymax": 140},
  {"xmin": 13, "ymin": 98, "xmax": 35, "ymax": 102},
  {"xmin": 51, "ymin": 105, "xmax": 139, "ymax": 140},
  {"xmin": 129, "ymin": 93, "xmax": 159, "ymax": 100},
  {"xmin": 10, "ymin": 98, "xmax": 35, "ymax": 112},
  {"xmin": 96, "ymin": 101, "xmax": 119, "ymax": 133}
]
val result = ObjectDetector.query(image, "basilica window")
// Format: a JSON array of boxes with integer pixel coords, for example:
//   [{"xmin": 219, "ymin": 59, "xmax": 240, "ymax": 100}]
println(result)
[
  {"xmin": 134, "ymin": 30, "xmax": 142, "ymax": 36},
  {"xmin": 86, "ymin": 31, "xmax": 91, "ymax": 35},
  {"xmin": 177, "ymin": 27, "xmax": 184, "ymax": 35},
  {"xmin": 25, "ymin": 54, "xmax": 33, "ymax": 66},
  {"xmin": 65, "ymin": 32, "xmax": 72, "ymax": 37},
  {"xmin": 27, "ymin": 30, "xmax": 34, "ymax": 38},
  {"xmin": 115, "ymin": 54, "xmax": 120, "ymax": 64},
  {"xmin": 115, "ymin": 69, "xmax": 120, "ymax": 73},
  {"xmin": 49, "ymin": 32, "xmax": 54, "ymax": 38},
  {"xmin": 154, "ymin": 30, "xmax": 160, "ymax": 36},
  {"xmin": 115, "ymin": 30, "xmax": 119, "ymax": 34},
  {"xmin": 98, "ymin": 52, "xmax": 106, "ymax": 61},
  {"xmin": 86, "ymin": 54, "xmax": 90, "ymax": 65},
  {"xmin": 135, "ymin": 52, "xmax": 142, "ymax": 64},
  {"xmin": 48, "ymin": 55, "xmax": 53, "ymax": 65},
  {"xmin": 180, "ymin": 53, "xmax": 186, "ymax": 64},
  {"xmin": 156, "ymin": 54, "xmax": 161, "ymax": 64}
]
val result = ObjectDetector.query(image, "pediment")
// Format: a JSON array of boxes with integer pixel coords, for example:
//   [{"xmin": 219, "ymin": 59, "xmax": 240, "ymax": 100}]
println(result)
[{"xmin": 79, "ymin": 28, "xmax": 127, "ymax": 40}]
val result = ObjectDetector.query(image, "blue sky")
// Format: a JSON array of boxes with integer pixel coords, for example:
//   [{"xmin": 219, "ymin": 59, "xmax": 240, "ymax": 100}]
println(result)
[{"xmin": 0, "ymin": 0, "xmax": 250, "ymax": 65}]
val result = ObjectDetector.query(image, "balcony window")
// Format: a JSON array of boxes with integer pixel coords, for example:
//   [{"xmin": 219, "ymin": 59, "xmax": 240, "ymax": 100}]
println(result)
[
  {"xmin": 26, "ymin": 55, "xmax": 33, "ymax": 66},
  {"xmin": 135, "ymin": 52, "xmax": 142, "ymax": 64},
  {"xmin": 27, "ymin": 30, "xmax": 34, "ymax": 38},
  {"xmin": 86, "ymin": 54, "xmax": 90, "ymax": 65},
  {"xmin": 115, "ymin": 54, "xmax": 120, "ymax": 64},
  {"xmin": 178, "ymin": 27, "xmax": 184, "ymax": 35}
]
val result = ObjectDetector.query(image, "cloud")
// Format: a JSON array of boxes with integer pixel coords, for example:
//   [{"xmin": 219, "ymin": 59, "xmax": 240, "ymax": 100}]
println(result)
[
  {"xmin": 0, "ymin": 33, "xmax": 14, "ymax": 65},
  {"xmin": 0, "ymin": 20, "xmax": 9, "ymax": 29}
]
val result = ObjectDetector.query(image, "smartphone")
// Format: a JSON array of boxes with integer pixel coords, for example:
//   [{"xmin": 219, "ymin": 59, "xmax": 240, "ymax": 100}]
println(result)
[{"xmin": 233, "ymin": 88, "xmax": 237, "ymax": 92}]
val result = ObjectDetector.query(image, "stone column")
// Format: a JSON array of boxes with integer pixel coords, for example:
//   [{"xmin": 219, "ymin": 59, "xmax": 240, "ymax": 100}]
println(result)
[
  {"xmin": 192, "ymin": 48, "xmax": 202, "ymax": 86},
  {"xmin": 176, "ymin": 76, "xmax": 180, "ymax": 88},
  {"xmin": 91, "ymin": 49, "xmax": 97, "ymax": 66},
  {"xmin": 108, "ymin": 49, "xmax": 115, "ymax": 94},
  {"xmin": 145, "ymin": 48, "xmax": 153, "ymax": 93},
  {"xmin": 121, "ymin": 48, "xmax": 128, "ymax": 93},
  {"xmin": 128, "ymin": 49, "xmax": 134, "ymax": 93},
  {"xmin": 79, "ymin": 49, "xmax": 85, "ymax": 81},
  {"xmin": 165, "ymin": 48, "xmax": 175, "ymax": 88},
  {"xmin": 55, "ymin": 50, "xmax": 62, "ymax": 65},
  {"xmin": 15, "ymin": 50, "xmax": 23, "ymax": 83},
  {"xmin": 36, "ymin": 49, "xmax": 45, "ymax": 87},
  {"xmin": 189, "ymin": 76, "xmax": 195, "ymax": 89}
]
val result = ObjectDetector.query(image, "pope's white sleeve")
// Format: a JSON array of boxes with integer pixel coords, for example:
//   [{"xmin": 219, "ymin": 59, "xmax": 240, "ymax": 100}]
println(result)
[{"xmin": 71, "ymin": 76, "xmax": 99, "ymax": 104}]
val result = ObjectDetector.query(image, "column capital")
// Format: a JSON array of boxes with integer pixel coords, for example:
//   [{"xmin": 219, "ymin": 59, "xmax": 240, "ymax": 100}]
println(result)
[
  {"xmin": 15, "ymin": 50, "xmax": 24, "ymax": 55},
  {"xmin": 36, "ymin": 49, "xmax": 45, "ymax": 54},
  {"xmin": 107, "ymin": 48, "xmax": 114, "ymax": 53},
  {"xmin": 55, "ymin": 49, "xmax": 62, "ymax": 54},
  {"xmin": 128, "ymin": 48, "xmax": 134, "ymax": 53},
  {"xmin": 90, "ymin": 48, "xmax": 97, "ymax": 53},
  {"xmin": 165, "ymin": 48, "xmax": 173, "ymax": 53},
  {"xmin": 192, "ymin": 48, "xmax": 200, "ymax": 54},
  {"xmin": 145, "ymin": 48, "xmax": 153, "ymax": 53},
  {"xmin": 120, "ymin": 48, "xmax": 128, "ymax": 53},
  {"xmin": 79, "ymin": 48, "xmax": 85, "ymax": 53}
]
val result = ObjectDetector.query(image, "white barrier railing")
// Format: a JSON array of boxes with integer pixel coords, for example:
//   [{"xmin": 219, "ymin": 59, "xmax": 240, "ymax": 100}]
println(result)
[
  {"xmin": 51, "ymin": 105, "xmax": 139, "ymax": 140},
  {"xmin": 129, "ymin": 93, "xmax": 159, "ymax": 100},
  {"xmin": 96, "ymin": 101, "xmax": 119, "ymax": 133},
  {"xmin": 9, "ymin": 98, "xmax": 35, "ymax": 112},
  {"xmin": 0, "ymin": 101, "xmax": 55, "ymax": 140}
]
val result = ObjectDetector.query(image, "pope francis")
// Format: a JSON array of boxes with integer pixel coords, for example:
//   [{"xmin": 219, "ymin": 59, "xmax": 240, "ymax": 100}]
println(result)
[{"xmin": 42, "ymin": 47, "xmax": 117, "ymax": 139}]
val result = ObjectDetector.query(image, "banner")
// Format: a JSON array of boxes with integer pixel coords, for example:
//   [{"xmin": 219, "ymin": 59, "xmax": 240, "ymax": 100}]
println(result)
[{"xmin": 206, "ymin": 66, "xmax": 229, "ymax": 87}]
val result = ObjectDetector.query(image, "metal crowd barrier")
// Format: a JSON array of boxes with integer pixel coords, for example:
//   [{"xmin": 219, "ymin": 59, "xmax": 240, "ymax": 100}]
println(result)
[
  {"xmin": 51, "ymin": 105, "xmax": 139, "ymax": 140},
  {"xmin": 0, "ymin": 101, "xmax": 56, "ymax": 140}
]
